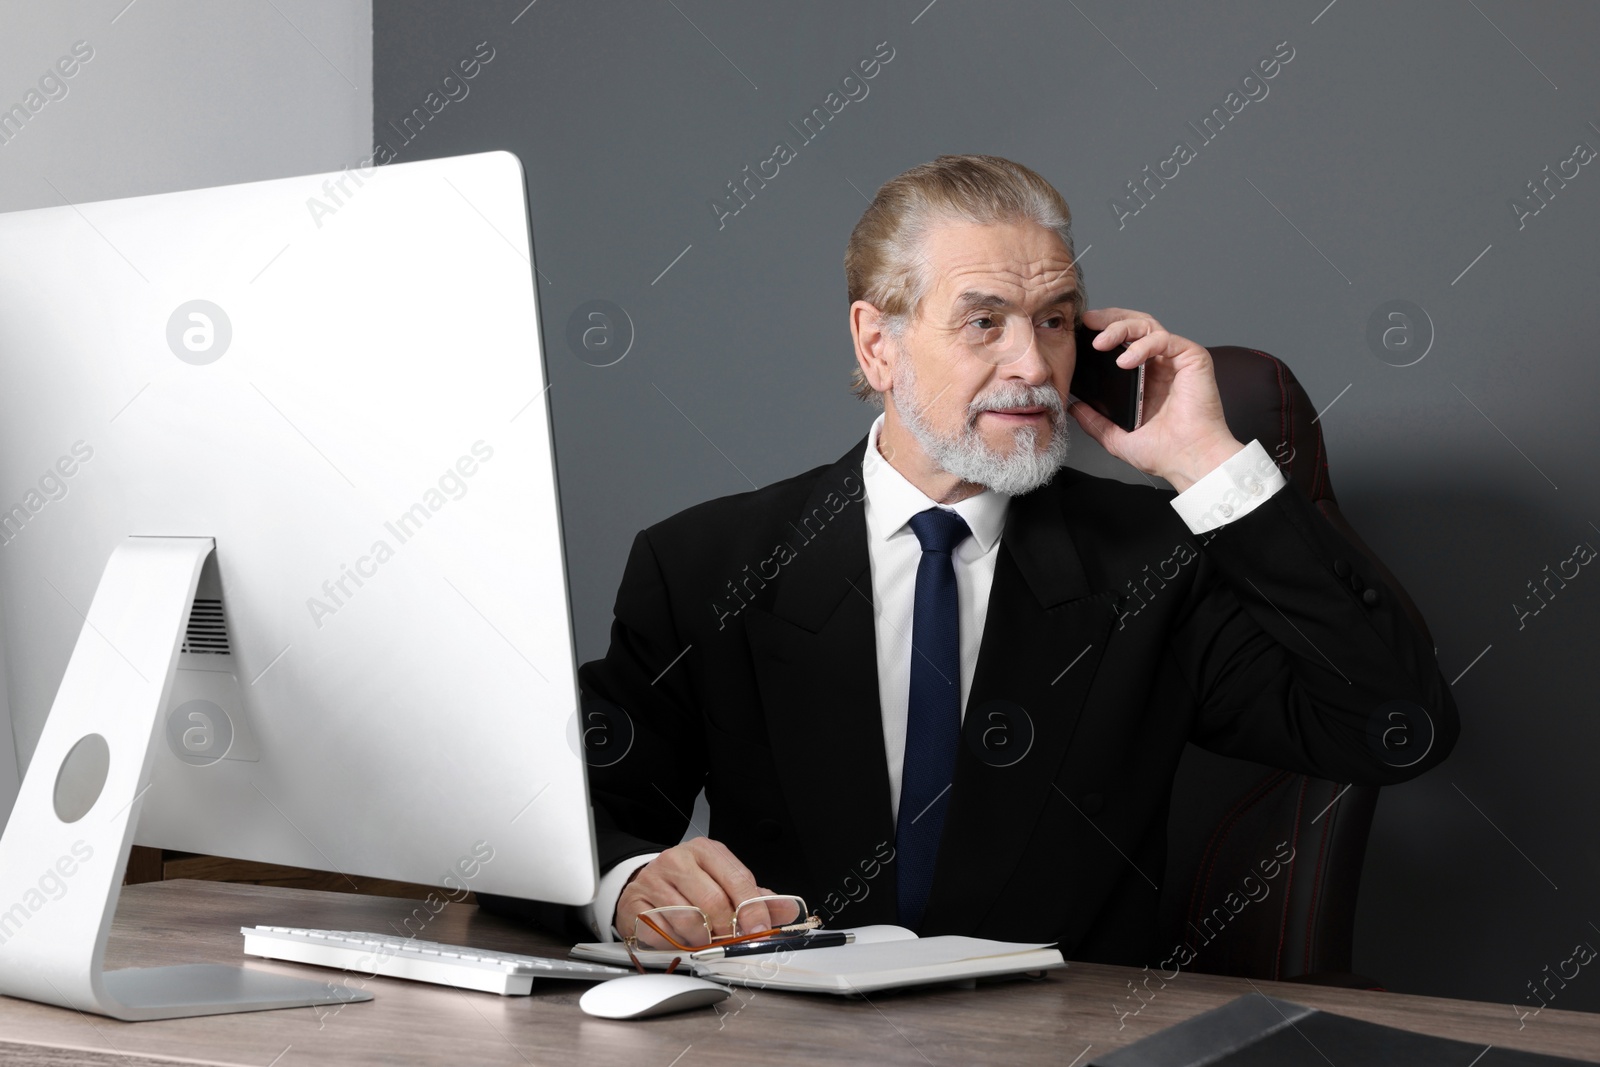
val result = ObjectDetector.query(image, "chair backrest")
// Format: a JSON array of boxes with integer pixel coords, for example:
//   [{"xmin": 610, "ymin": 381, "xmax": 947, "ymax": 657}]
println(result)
[{"xmin": 1157, "ymin": 346, "xmax": 1435, "ymax": 982}]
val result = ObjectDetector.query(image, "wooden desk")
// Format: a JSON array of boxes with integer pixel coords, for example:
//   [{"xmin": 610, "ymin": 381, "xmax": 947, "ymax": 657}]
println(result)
[{"xmin": 2, "ymin": 880, "xmax": 1595, "ymax": 1066}]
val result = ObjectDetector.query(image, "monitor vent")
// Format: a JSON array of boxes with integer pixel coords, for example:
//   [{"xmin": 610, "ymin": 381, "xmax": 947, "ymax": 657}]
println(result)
[{"xmin": 182, "ymin": 598, "xmax": 231, "ymax": 654}]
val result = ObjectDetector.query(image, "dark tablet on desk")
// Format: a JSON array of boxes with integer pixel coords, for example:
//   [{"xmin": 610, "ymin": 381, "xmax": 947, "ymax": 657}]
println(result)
[{"xmin": 1093, "ymin": 993, "xmax": 1588, "ymax": 1067}]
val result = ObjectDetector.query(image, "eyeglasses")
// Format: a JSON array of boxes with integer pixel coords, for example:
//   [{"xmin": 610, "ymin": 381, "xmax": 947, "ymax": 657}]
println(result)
[{"xmin": 624, "ymin": 894, "xmax": 821, "ymax": 955}]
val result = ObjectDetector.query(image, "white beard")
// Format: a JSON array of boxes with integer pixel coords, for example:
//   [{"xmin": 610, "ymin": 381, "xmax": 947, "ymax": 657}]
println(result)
[{"xmin": 893, "ymin": 352, "xmax": 1071, "ymax": 497}]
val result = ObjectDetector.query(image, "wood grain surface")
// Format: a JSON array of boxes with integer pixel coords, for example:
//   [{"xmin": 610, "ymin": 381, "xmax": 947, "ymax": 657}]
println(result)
[{"xmin": 0, "ymin": 880, "xmax": 1592, "ymax": 1066}]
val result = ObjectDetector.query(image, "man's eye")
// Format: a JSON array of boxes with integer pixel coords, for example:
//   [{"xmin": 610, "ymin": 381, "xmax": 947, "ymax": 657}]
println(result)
[
  {"xmin": 970, "ymin": 316, "xmax": 997, "ymax": 330},
  {"xmin": 1040, "ymin": 315, "xmax": 1067, "ymax": 329}
]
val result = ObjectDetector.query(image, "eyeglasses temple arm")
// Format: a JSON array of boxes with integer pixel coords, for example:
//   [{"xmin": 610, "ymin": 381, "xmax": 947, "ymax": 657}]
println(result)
[{"xmin": 637, "ymin": 911, "xmax": 694, "ymax": 952}]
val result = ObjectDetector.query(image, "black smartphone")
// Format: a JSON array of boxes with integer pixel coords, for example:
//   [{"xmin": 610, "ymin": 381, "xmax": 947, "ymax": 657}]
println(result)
[{"xmin": 1069, "ymin": 322, "xmax": 1145, "ymax": 432}]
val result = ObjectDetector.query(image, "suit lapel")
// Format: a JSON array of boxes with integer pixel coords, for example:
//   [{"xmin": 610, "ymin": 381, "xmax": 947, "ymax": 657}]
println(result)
[
  {"xmin": 920, "ymin": 473, "xmax": 1120, "ymax": 933},
  {"xmin": 742, "ymin": 436, "xmax": 901, "ymax": 926}
]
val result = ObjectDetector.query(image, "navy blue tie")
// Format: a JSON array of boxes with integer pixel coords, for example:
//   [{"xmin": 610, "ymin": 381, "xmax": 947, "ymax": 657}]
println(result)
[{"xmin": 896, "ymin": 505, "xmax": 970, "ymax": 932}]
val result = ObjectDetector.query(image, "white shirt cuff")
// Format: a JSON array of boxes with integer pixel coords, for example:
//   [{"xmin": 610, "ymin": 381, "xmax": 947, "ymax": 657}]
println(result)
[
  {"xmin": 1168, "ymin": 439, "xmax": 1287, "ymax": 535},
  {"xmin": 578, "ymin": 852, "xmax": 658, "ymax": 942}
]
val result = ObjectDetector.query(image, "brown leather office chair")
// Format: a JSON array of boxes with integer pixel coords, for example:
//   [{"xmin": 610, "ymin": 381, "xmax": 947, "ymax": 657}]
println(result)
[{"xmin": 1157, "ymin": 345, "xmax": 1436, "ymax": 987}]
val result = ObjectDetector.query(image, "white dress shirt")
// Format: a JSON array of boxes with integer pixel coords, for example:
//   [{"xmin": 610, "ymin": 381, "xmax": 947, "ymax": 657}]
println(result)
[
  {"xmin": 862, "ymin": 416, "xmax": 1009, "ymax": 825},
  {"xmin": 581, "ymin": 415, "xmax": 1288, "ymax": 939}
]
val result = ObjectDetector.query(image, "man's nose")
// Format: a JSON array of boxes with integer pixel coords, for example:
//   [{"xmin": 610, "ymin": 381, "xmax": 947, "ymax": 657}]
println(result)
[{"xmin": 983, "ymin": 322, "xmax": 1050, "ymax": 385}]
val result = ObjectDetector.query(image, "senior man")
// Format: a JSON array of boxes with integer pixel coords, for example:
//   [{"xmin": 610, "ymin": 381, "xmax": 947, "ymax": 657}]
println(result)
[{"xmin": 482, "ymin": 154, "xmax": 1457, "ymax": 965}]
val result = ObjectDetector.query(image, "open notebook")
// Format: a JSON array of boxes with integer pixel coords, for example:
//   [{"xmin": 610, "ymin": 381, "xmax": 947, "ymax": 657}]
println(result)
[{"xmin": 571, "ymin": 925, "xmax": 1065, "ymax": 995}]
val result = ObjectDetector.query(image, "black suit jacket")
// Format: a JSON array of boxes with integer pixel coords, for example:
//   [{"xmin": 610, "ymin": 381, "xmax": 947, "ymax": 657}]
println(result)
[{"xmin": 489, "ymin": 434, "xmax": 1457, "ymax": 965}]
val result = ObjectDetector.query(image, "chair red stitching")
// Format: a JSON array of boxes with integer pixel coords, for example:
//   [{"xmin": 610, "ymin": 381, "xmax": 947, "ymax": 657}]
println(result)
[
  {"xmin": 1185, "ymin": 770, "xmax": 1290, "ymax": 936},
  {"xmin": 1311, "ymin": 433, "xmax": 1327, "ymax": 501},
  {"xmin": 1275, "ymin": 359, "xmax": 1292, "ymax": 483},
  {"xmin": 1302, "ymin": 782, "xmax": 1339, "ymax": 973},
  {"xmin": 1273, "ymin": 777, "xmax": 1308, "ymax": 981},
  {"xmin": 1187, "ymin": 771, "xmax": 1284, "ymax": 928},
  {"xmin": 1241, "ymin": 347, "xmax": 1295, "ymax": 489}
]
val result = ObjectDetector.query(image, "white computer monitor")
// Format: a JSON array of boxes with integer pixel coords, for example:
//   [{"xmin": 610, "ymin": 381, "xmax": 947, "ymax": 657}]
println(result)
[{"xmin": 0, "ymin": 150, "xmax": 596, "ymax": 1019}]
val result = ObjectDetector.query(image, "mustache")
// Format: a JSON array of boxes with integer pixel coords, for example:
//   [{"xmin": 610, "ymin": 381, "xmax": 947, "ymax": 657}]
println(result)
[{"xmin": 966, "ymin": 386, "xmax": 1065, "ymax": 423}]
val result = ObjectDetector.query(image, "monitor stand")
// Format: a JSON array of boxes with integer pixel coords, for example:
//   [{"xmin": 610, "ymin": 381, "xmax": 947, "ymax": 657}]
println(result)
[{"xmin": 0, "ymin": 536, "xmax": 369, "ymax": 1020}]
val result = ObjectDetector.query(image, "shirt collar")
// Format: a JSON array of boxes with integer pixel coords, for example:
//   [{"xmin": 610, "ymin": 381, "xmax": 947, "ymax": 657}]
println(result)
[{"xmin": 861, "ymin": 413, "xmax": 1010, "ymax": 553}]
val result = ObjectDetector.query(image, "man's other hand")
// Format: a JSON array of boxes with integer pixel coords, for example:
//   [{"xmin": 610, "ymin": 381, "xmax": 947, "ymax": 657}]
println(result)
[{"xmin": 614, "ymin": 837, "xmax": 776, "ymax": 949}]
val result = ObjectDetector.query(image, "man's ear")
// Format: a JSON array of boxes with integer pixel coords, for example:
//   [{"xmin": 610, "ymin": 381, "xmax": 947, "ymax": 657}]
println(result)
[{"xmin": 851, "ymin": 300, "xmax": 896, "ymax": 394}]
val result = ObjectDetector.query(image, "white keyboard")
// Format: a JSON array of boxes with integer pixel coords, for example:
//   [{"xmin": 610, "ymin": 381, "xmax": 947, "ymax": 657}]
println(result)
[{"xmin": 241, "ymin": 925, "xmax": 632, "ymax": 996}]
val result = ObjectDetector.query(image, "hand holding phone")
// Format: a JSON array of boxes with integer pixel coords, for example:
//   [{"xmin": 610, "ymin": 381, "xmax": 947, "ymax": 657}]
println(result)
[
  {"xmin": 1068, "ymin": 310, "xmax": 1246, "ymax": 493},
  {"xmin": 1068, "ymin": 322, "xmax": 1145, "ymax": 433}
]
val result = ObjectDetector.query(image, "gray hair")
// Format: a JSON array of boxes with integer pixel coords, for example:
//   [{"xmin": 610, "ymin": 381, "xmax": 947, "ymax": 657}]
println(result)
[{"xmin": 844, "ymin": 154, "xmax": 1083, "ymax": 404}]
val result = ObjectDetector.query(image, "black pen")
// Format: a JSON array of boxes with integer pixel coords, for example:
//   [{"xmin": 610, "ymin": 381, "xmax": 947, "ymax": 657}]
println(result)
[{"xmin": 691, "ymin": 931, "xmax": 854, "ymax": 960}]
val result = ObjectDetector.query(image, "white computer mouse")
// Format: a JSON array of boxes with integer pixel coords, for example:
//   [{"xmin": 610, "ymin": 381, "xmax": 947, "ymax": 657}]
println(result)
[{"xmin": 578, "ymin": 973, "xmax": 731, "ymax": 1020}]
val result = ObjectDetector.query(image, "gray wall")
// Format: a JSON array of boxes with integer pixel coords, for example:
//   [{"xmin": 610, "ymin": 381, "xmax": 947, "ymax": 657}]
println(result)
[
  {"xmin": 0, "ymin": 0, "xmax": 372, "ymax": 822},
  {"xmin": 0, "ymin": 1, "xmax": 372, "ymax": 212},
  {"xmin": 3, "ymin": 0, "xmax": 1593, "ymax": 1016},
  {"xmin": 376, "ymin": 0, "xmax": 1600, "ymax": 1011}
]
